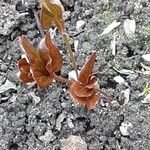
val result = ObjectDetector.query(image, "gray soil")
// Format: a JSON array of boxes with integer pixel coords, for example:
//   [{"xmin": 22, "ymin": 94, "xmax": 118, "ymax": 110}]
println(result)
[{"xmin": 0, "ymin": 0, "xmax": 150, "ymax": 150}]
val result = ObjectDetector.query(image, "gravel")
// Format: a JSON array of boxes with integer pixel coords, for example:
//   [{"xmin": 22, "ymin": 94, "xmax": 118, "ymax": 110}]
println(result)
[{"xmin": 0, "ymin": 0, "xmax": 150, "ymax": 149}]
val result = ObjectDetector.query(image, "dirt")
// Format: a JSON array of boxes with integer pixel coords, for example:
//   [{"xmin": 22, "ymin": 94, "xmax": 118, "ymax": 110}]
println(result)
[{"xmin": 0, "ymin": 0, "xmax": 150, "ymax": 150}]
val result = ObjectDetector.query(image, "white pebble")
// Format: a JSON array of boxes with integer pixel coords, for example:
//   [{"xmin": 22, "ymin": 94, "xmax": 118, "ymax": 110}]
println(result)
[
  {"xmin": 68, "ymin": 70, "xmax": 80, "ymax": 81},
  {"xmin": 0, "ymin": 80, "xmax": 16, "ymax": 94},
  {"xmin": 142, "ymin": 54, "xmax": 150, "ymax": 62},
  {"xmin": 76, "ymin": 20, "xmax": 86, "ymax": 31},
  {"xmin": 141, "ymin": 93, "xmax": 150, "ymax": 104},
  {"xmin": 114, "ymin": 75, "xmax": 125, "ymax": 84},
  {"xmin": 123, "ymin": 19, "xmax": 136, "ymax": 38},
  {"xmin": 120, "ymin": 122, "xmax": 133, "ymax": 136}
]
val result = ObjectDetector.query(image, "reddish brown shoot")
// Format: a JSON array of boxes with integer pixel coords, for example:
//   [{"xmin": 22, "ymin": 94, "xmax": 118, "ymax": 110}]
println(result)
[
  {"xmin": 17, "ymin": 0, "xmax": 111, "ymax": 110},
  {"xmin": 39, "ymin": 0, "xmax": 79, "ymax": 78}
]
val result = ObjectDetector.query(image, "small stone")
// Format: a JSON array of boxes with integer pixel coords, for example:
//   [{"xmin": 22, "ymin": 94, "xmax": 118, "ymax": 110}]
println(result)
[
  {"xmin": 60, "ymin": 135, "xmax": 87, "ymax": 150},
  {"xmin": 74, "ymin": 40, "xmax": 79, "ymax": 52},
  {"xmin": 63, "ymin": 11, "xmax": 71, "ymax": 21},
  {"xmin": 67, "ymin": 118, "xmax": 74, "ymax": 128},
  {"xmin": 111, "ymin": 100, "xmax": 120, "ymax": 110},
  {"xmin": 28, "ymin": 92, "xmax": 41, "ymax": 104},
  {"xmin": 120, "ymin": 122, "xmax": 133, "ymax": 136},
  {"xmin": 101, "ymin": 20, "xmax": 121, "ymax": 36},
  {"xmin": 0, "ymin": 80, "xmax": 16, "ymax": 93},
  {"xmin": 119, "ymin": 69, "xmax": 134, "ymax": 75},
  {"xmin": 0, "ymin": 3, "xmax": 25, "ymax": 35},
  {"xmin": 113, "ymin": 76, "xmax": 125, "ymax": 84},
  {"xmin": 56, "ymin": 113, "xmax": 66, "ymax": 131},
  {"xmin": 0, "ymin": 64, "xmax": 8, "ymax": 71},
  {"xmin": 39, "ymin": 130, "xmax": 56, "ymax": 145},
  {"xmin": 142, "ymin": 54, "xmax": 150, "ymax": 62},
  {"xmin": 119, "ymin": 88, "xmax": 130, "ymax": 105},
  {"xmin": 124, "ymin": 3, "xmax": 134, "ymax": 16},
  {"xmin": 68, "ymin": 70, "xmax": 79, "ymax": 81},
  {"xmin": 83, "ymin": 9, "xmax": 94, "ymax": 18},
  {"xmin": 123, "ymin": 19, "xmax": 136, "ymax": 38},
  {"xmin": 142, "ymin": 54, "xmax": 150, "ymax": 66},
  {"xmin": 141, "ymin": 93, "xmax": 150, "ymax": 104},
  {"xmin": 76, "ymin": 20, "xmax": 86, "ymax": 31},
  {"xmin": 9, "ymin": 94, "xmax": 17, "ymax": 103},
  {"xmin": 61, "ymin": 102, "xmax": 67, "ymax": 108}
]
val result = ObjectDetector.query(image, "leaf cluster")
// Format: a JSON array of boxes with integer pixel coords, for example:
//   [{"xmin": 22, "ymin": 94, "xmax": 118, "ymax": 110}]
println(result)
[{"xmin": 18, "ymin": 0, "xmax": 110, "ymax": 110}]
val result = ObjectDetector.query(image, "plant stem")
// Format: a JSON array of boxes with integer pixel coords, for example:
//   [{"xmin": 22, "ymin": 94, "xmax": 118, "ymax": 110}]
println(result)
[
  {"xmin": 62, "ymin": 33, "xmax": 78, "ymax": 78},
  {"xmin": 33, "ymin": 10, "xmax": 45, "ymax": 38},
  {"xmin": 53, "ymin": 73, "xmax": 73, "ymax": 85}
]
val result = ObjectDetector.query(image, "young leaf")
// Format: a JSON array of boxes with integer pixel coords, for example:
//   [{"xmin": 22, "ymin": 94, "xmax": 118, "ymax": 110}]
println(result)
[
  {"xmin": 40, "ymin": 6, "xmax": 53, "ymax": 30},
  {"xmin": 44, "ymin": 33, "xmax": 63, "ymax": 72},
  {"xmin": 78, "ymin": 52, "xmax": 96, "ymax": 85},
  {"xmin": 40, "ymin": 0, "xmax": 65, "ymax": 32},
  {"xmin": 18, "ymin": 34, "xmax": 63, "ymax": 88},
  {"xmin": 18, "ymin": 58, "xmax": 34, "ymax": 83},
  {"xmin": 69, "ymin": 77, "xmax": 100, "ymax": 110},
  {"xmin": 69, "ymin": 52, "xmax": 100, "ymax": 109}
]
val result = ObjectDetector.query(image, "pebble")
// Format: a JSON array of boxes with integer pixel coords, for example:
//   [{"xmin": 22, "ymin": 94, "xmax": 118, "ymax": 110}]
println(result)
[
  {"xmin": 68, "ymin": 70, "xmax": 79, "ymax": 81},
  {"xmin": 141, "ymin": 93, "xmax": 150, "ymax": 104},
  {"xmin": 74, "ymin": 40, "xmax": 79, "ymax": 52},
  {"xmin": 83, "ymin": 9, "xmax": 94, "ymax": 18},
  {"xmin": 123, "ymin": 19, "xmax": 136, "ymax": 38},
  {"xmin": 0, "ymin": 3, "xmax": 25, "ymax": 35},
  {"xmin": 60, "ymin": 135, "xmax": 87, "ymax": 150},
  {"xmin": 67, "ymin": 118, "xmax": 74, "ymax": 128},
  {"xmin": 120, "ymin": 122, "xmax": 133, "ymax": 136},
  {"xmin": 28, "ymin": 92, "xmax": 41, "ymax": 104},
  {"xmin": 113, "ymin": 76, "xmax": 125, "ymax": 84},
  {"xmin": 0, "ymin": 80, "xmax": 16, "ymax": 93},
  {"xmin": 56, "ymin": 113, "xmax": 66, "ymax": 131},
  {"xmin": 120, "ymin": 88, "xmax": 130, "ymax": 105},
  {"xmin": 63, "ymin": 11, "xmax": 71, "ymax": 21},
  {"xmin": 142, "ymin": 54, "xmax": 150, "ymax": 66},
  {"xmin": 76, "ymin": 20, "xmax": 86, "ymax": 31},
  {"xmin": 39, "ymin": 130, "xmax": 56, "ymax": 145},
  {"xmin": 0, "ymin": 64, "xmax": 8, "ymax": 72},
  {"xmin": 101, "ymin": 20, "xmax": 121, "ymax": 36}
]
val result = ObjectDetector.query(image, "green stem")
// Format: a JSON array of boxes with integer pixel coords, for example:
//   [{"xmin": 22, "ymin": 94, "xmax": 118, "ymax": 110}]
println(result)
[
  {"xmin": 53, "ymin": 73, "xmax": 73, "ymax": 85},
  {"xmin": 62, "ymin": 33, "xmax": 79, "ymax": 78}
]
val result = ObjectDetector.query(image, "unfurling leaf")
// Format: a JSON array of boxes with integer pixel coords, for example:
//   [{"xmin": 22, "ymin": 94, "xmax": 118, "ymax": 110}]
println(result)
[
  {"xmin": 18, "ymin": 58, "xmax": 34, "ymax": 83},
  {"xmin": 18, "ymin": 34, "xmax": 63, "ymax": 88},
  {"xmin": 69, "ymin": 52, "xmax": 100, "ymax": 109},
  {"xmin": 78, "ymin": 52, "xmax": 96, "ymax": 85},
  {"xmin": 40, "ymin": 0, "xmax": 65, "ymax": 33}
]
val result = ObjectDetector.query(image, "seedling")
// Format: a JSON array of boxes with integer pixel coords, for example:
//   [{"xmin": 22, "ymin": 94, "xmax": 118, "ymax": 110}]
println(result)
[{"xmin": 18, "ymin": 0, "xmax": 111, "ymax": 109}]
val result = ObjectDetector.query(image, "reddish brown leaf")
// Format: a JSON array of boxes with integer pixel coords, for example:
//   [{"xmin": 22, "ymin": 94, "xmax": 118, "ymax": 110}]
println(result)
[
  {"xmin": 85, "ymin": 74, "xmax": 97, "ymax": 89},
  {"xmin": 70, "ymin": 81, "xmax": 94, "ymax": 98},
  {"xmin": 40, "ymin": 6, "xmax": 53, "ymax": 30},
  {"xmin": 18, "ymin": 35, "xmax": 63, "ymax": 88},
  {"xmin": 78, "ymin": 52, "xmax": 96, "ymax": 85},
  {"xmin": 85, "ymin": 91, "xmax": 100, "ymax": 109},
  {"xmin": 70, "ymin": 83, "xmax": 100, "ymax": 110},
  {"xmin": 18, "ymin": 58, "xmax": 34, "ymax": 83},
  {"xmin": 44, "ymin": 33, "xmax": 63, "ymax": 72},
  {"xmin": 40, "ymin": 0, "xmax": 65, "ymax": 32},
  {"xmin": 69, "ymin": 52, "xmax": 100, "ymax": 109}
]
